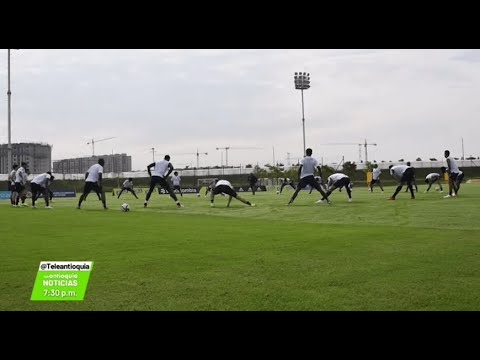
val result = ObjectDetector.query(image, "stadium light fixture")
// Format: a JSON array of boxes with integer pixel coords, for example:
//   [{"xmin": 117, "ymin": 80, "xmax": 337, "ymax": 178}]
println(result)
[{"xmin": 294, "ymin": 72, "xmax": 310, "ymax": 157}]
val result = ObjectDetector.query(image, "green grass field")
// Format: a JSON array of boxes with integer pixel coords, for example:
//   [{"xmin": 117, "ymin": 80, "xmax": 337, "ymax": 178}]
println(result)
[{"xmin": 1, "ymin": 184, "xmax": 479, "ymax": 310}]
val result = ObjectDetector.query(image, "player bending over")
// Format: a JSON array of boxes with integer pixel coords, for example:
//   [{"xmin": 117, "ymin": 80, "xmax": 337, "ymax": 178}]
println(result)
[{"xmin": 210, "ymin": 179, "xmax": 255, "ymax": 207}]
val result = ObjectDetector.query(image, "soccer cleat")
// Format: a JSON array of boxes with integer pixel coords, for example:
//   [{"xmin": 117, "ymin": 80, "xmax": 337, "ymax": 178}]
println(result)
[
  {"xmin": 45, "ymin": 206, "xmax": 53, "ymax": 209},
  {"xmin": 21, "ymin": 203, "xmax": 28, "ymax": 207},
  {"xmin": 286, "ymin": 203, "xmax": 291, "ymax": 206},
  {"xmin": 251, "ymin": 203, "xmax": 256, "ymax": 207},
  {"xmin": 326, "ymin": 199, "xmax": 332, "ymax": 205},
  {"xmin": 315, "ymin": 199, "xmax": 323, "ymax": 204},
  {"xmin": 76, "ymin": 206, "xmax": 81, "ymax": 209},
  {"xmin": 443, "ymin": 195, "xmax": 452, "ymax": 198},
  {"xmin": 177, "ymin": 203, "xmax": 184, "ymax": 208},
  {"xmin": 144, "ymin": 202, "xmax": 148, "ymax": 208},
  {"xmin": 210, "ymin": 203, "xmax": 215, "ymax": 207},
  {"xmin": 348, "ymin": 198, "xmax": 352, "ymax": 202},
  {"xmin": 387, "ymin": 197, "xmax": 395, "ymax": 200}
]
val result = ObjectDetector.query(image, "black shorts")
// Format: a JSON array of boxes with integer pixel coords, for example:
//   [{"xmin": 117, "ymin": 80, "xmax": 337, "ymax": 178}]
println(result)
[
  {"xmin": 456, "ymin": 173, "xmax": 464, "ymax": 183},
  {"xmin": 213, "ymin": 185, "xmax": 237, "ymax": 197},
  {"xmin": 173, "ymin": 185, "xmax": 181, "ymax": 190},
  {"xmin": 297, "ymin": 175, "xmax": 319, "ymax": 190},
  {"xmin": 449, "ymin": 172, "xmax": 459, "ymax": 181},
  {"xmin": 31, "ymin": 183, "xmax": 46, "ymax": 195},
  {"xmin": 150, "ymin": 176, "xmax": 168, "ymax": 188},
  {"xmin": 371, "ymin": 179, "xmax": 379, "ymax": 185},
  {"xmin": 15, "ymin": 182, "xmax": 25, "ymax": 193},
  {"xmin": 400, "ymin": 168, "xmax": 415, "ymax": 184},
  {"xmin": 83, "ymin": 181, "xmax": 101, "ymax": 194},
  {"xmin": 333, "ymin": 177, "xmax": 350, "ymax": 189},
  {"xmin": 8, "ymin": 183, "xmax": 15, "ymax": 192}
]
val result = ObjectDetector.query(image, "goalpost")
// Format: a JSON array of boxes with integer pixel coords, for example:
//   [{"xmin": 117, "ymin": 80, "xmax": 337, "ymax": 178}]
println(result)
[{"xmin": 197, "ymin": 178, "xmax": 217, "ymax": 193}]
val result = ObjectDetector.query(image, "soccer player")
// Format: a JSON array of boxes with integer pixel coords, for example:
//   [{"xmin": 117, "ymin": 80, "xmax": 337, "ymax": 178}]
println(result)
[
  {"xmin": 443, "ymin": 150, "xmax": 460, "ymax": 198},
  {"xmin": 247, "ymin": 173, "xmax": 258, "ymax": 195},
  {"xmin": 316, "ymin": 173, "xmax": 352, "ymax": 203},
  {"xmin": 369, "ymin": 164, "xmax": 384, "ymax": 192},
  {"xmin": 441, "ymin": 166, "xmax": 464, "ymax": 196},
  {"xmin": 387, "ymin": 164, "xmax": 415, "ymax": 200},
  {"xmin": 210, "ymin": 179, "xmax": 256, "ymax": 207},
  {"xmin": 424, "ymin": 172, "xmax": 443, "ymax": 192},
  {"xmin": 278, "ymin": 177, "xmax": 296, "ymax": 194},
  {"xmin": 8, "ymin": 164, "xmax": 18, "ymax": 206},
  {"xmin": 77, "ymin": 158, "xmax": 107, "ymax": 209},
  {"xmin": 14, "ymin": 162, "xmax": 29, "ymax": 207},
  {"xmin": 171, "ymin": 171, "xmax": 183, "ymax": 197},
  {"xmin": 31, "ymin": 172, "xmax": 54, "ymax": 208},
  {"xmin": 117, "ymin": 177, "xmax": 138, "ymax": 199},
  {"xmin": 144, "ymin": 155, "xmax": 183, "ymax": 208},
  {"xmin": 404, "ymin": 162, "xmax": 418, "ymax": 193},
  {"xmin": 286, "ymin": 148, "xmax": 330, "ymax": 206}
]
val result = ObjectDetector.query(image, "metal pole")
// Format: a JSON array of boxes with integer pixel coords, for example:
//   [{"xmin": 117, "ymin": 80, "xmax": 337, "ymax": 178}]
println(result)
[
  {"xmin": 226, "ymin": 148, "xmax": 229, "ymax": 167},
  {"xmin": 301, "ymin": 89, "xmax": 306, "ymax": 156},
  {"xmin": 462, "ymin": 137, "xmax": 464, "ymax": 160},
  {"xmin": 364, "ymin": 139, "xmax": 368, "ymax": 163},
  {"xmin": 7, "ymin": 49, "xmax": 12, "ymax": 173}
]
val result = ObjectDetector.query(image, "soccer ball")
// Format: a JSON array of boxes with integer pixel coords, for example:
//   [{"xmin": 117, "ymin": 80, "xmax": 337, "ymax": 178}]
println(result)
[
  {"xmin": 435, "ymin": 186, "xmax": 440, "ymax": 191},
  {"xmin": 276, "ymin": 191, "xmax": 280, "ymax": 194},
  {"xmin": 197, "ymin": 193, "xmax": 201, "ymax": 197},
  {"xmin": 120, "ymin": 203, "xmax": 130, "ymax": 212}
]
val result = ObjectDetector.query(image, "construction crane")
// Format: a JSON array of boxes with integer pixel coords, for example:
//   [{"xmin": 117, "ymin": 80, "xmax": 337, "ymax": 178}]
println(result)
[
  {"xmin": 87, "ymin": 137, "xmax": 116, "ymax": 156},
  {"xmin": 172, "ymin": 149, "xmax": 208, "ymax": 168},
  {"xmin": 215, "ymin": 147, "xmax": 262, "ymax": 167},
  {"xmin": 320, "ymin": 139, "xmax": 377, "ymax": 163}
]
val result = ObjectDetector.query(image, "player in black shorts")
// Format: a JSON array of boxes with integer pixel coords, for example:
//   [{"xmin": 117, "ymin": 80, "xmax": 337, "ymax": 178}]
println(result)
[{"xmin": 210, "ymin": 179, "xmax": 256, "ymax": 207}]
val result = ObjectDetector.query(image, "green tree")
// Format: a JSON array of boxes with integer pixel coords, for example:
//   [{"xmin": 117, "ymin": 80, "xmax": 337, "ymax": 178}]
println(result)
[{"xmin": 342, "ymin": 161, "xmax": 357, "ymax": 180}]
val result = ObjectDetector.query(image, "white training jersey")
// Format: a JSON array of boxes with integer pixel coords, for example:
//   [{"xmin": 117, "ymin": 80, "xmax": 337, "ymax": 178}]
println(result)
[
  {"xmin": 300, "ymin": 156, "xmax": 318, "ymax": 179},
  {"xmin": 85, "ymin": 164, "xmax": 103, "ymax": 182},
  {"xmin": 122, "ymin": 180, "xmax": 133, "ymax": 188},
  {"xmin": 15, "ymin": 167, "xmax": 27, "ymax": 184},
  {"xmin": 390, "ymin": 165, "xmax": 409, "ymax": 180},
  {"xmin": 446, "ymin": 156, "xmax": 459, "ymax": 173},
  {"xmin": 151, "ymin": 160, "xmax": 170, "ymax": 177},
  {"xmin": 32, "ymin": 173, "xmax": 52, "ymax": 188},
  {"xmin": 426, "ymin": 173, "xmax": 440, "ymax": 182},
  {"xmin": 372, "ymin": 168, "xmax": 381, "ymax": 180},
  {"xmin": 215, "ymin": 180, "xmax": 233, "ymax": 189},
  {"xmin": 328, "ymin": 173, "xmax": 348, "ymax": 187},
  {"xmin": 9, "ymin": 170, "xmax": 17, "ymax": 185},
  {"xmin": 171, "ymin": 175, "xmax": 181, "ymax": 186}
]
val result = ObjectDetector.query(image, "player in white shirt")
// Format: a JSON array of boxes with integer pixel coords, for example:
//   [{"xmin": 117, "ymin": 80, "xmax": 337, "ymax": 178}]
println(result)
[
  {"xmin": 369, "ymin": 164, "xmax": 384, "ymax": 192},
  {"xmin": 277, "ymin": 177, "xmax": 296, "ymax": 194},
  {"xmin": 30, "ymin": 172, "xmax": 55, "ymax": 208},
  {"xmin": 8, "ymin": 164, "xmax": 18, "ymax": 206},
  {"xmin": 441, "ymin": 166, "xmax": 464, "ymax": 196},
  {"xmin": 443, "ymin": 150, "xmax": 460, "ymax": 198},
  {"xmin": 77, "ymin": 158, "xmax": 107, "ymax": 209},
  {"xmin": 14, "ymin": 162, "xmax": 29, "ymax": 207},
  {"xmin": 387, "ymin": 164, "xmax": 415, "ymax": 200},
  {"xmin": 170, "ymin": 171, "xmax": 183, "ymax": 197},
  {"xmin": 316, "ymin": 173, "xmax": 352, "ymax": 203},
  {"xmin": 210, "ymin": 179, "xmax": 256, "ymax": 207},
  {"xmin": 287, "ymin": 148, "xmax": 330, "ymax": 205},
  {"xmin": 424, "ymin": 172, "xmax": 443, "ymax": 193},
  {"xmin": 144, "ymin": 155, "xmax": 183, "ymax": 208},
  {"xmin": 118, "ymin": 178, "xmax": 138, "ymax": 199}
]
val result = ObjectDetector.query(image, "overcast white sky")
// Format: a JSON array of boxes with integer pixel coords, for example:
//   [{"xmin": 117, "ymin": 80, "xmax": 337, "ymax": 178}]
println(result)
[{"xmin": 1, "ymin": 49, "xmax": 479, "ymax": 170}]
